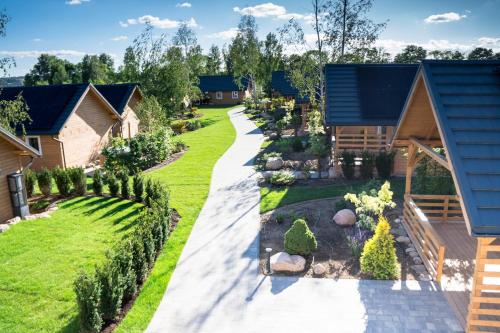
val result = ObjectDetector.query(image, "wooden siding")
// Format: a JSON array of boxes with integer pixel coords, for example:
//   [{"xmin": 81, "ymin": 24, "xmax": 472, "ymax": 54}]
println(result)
[
  {"xmin": 59, "ymin": 90, "xmax": 117, "ymax": 168},
  {"xmin": 28, "ymin": 135, "xmax": 64, "ymax": 170},
  {"xmin": 122, "ymin": 92, "xmax": 141, "ymax": 139},
  {"xmin": 206, "ymin": 91, "xmax": 246, "ymax": 105},
  {"xmin": 0, "ymin": 139, "xmax": 22, "ymax": 222}
]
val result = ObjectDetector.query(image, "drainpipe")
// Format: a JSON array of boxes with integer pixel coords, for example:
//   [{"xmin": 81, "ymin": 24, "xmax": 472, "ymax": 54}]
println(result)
[{"xmin": 52, "ymin": 136, "xmax": 67, "ymax": 169}]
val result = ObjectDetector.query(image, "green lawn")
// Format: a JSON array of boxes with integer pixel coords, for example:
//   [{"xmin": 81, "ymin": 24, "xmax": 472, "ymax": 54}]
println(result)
[
  {"xmin": 115, "ymin": 106, "xmax": 237, "ymax": 332},
  {"xmin": 0, "ymin": 196, "xmax": 143, "ymax": 333},
  {"xmin": 260, "ymin": 178, "xmax": 405, "ymax": 213}
]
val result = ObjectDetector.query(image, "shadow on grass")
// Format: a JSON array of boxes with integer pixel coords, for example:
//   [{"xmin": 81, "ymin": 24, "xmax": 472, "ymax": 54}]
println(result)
[
  {"xmin": 113, "ymin": 210, "xmax": 143, "ymax": 233},
  {"xmin": 98, "ymin": 200, "xmax": 137, "ymax": 220},
  {"xmin": 83, "ymin": 197, "xmax": 121, "ymax": 216},
  {"xmin": 58, "ymin": 315, "xmax": 79, "ymax": 333},
  {"xmin": 59, "ymin": 196, "xmax": 91, "ymax": 209}
]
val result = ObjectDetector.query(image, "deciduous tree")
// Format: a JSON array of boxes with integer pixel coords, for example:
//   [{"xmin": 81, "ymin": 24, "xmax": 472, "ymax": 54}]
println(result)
[{"xmin": 394, "ymin": 45, "xmax": 427, "ymax": 63}]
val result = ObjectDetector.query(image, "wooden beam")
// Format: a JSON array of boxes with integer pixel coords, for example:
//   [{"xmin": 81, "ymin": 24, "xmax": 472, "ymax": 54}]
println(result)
[
  {"xmin": 405, "ymin": 143, "xmax": 417, "ymax": 194},
  {"xmin": 410, "ymin": 137, "xmax": 451, "ymax": 171},
  {"xmin": 392, "ymin": 139, "xmax": 442, "ymax": 147}
]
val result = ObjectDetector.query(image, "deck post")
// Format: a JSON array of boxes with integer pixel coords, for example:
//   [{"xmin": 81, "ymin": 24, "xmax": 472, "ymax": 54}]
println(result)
[{"xmin": 405, "ymin": 143, "xmax": 417, "ymax": 194}]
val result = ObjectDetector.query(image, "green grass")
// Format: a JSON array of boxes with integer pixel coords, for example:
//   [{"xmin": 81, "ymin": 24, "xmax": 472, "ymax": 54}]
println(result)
[
  {"xmin": 0, "ymin": 196, "xmax": 143, "ymax": 333},
  {"xmin": 115, "ymin": 106, "xmax": 237, "ymax": 332},
  {"xmin": 260, "ymin": 178, "xmax": 405, "ymax": 213}
]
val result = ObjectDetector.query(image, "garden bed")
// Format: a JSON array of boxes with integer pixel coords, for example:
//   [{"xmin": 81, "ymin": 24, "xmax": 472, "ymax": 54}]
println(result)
[{"xmin": 259, "ymin": 198, "xmax": 416, "ymax": 280}]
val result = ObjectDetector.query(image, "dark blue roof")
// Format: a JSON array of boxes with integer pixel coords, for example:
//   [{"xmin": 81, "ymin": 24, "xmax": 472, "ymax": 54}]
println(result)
[
  {"xmin": 0, "ymin": 84, "xmax": 89, "ymax": 135},
  {"xmin": 198, "ymin": 75, "xmax": 246, "ymax": 92},
  {"xmin": 95, "ymin": 83, "xmax": 139, "ymax": 115},
  {"xmin": 271, "ymin": 71, "xmax": 308, "ymax": 103},
  {"xmin": 418, "ymin": 60, "xmax": 500, "ymax": 236},
  {"xmin": 325, "ymin": 64, "xmax": 418, "ymax": 126}
]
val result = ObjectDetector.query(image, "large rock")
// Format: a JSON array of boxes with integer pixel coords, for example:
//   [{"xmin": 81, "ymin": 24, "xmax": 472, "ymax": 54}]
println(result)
[
  {"xmin": 265, "ymin": 157, "xmax": 284, "ymax": 170},
  {"xmin": 270, "ymin": 252, "xmax": 306, "ymax": 273},
  {"xmin": 396, "ymin": 236, "xmax": 411, "ymax": 244},
  {"xmin": 333, "ymin": 209, "xmax": 356, "ymax": 226},
  {"xmin": 313, "ymin": 263, "xmax": 327, "ymax": 275}
]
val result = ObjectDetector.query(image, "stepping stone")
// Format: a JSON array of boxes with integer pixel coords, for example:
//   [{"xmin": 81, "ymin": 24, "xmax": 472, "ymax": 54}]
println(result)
[
  {"xmin": 313, "ymin": 263, "xmax": 326, "ymax": 276},
  {"xmin": 413, "ymin": 257, "xmax": 423, "ymax": 265},
  {"xmin": 418, "ymin": 273, "xmax": 432, "ymax": 281},
  {"xmin": 394, "ymin": 218, "xmax": 402, "ymax": 224},
  {"xmin": 409, "ymin": 251, "xmax": 419, "ymax": 258},
  {"xmin": 391, "ymin": 228, "xmax": 407, "ymax": 237},
  {"xmin": 0, "ymin": 224, "xmax": 9, "ymax": 233},
  {"xmin": 412, "ymin": 264, "xmax": 427, "ymax": 274},
  {"xmin": 396, "ymin": 236, "xmax": 411, "ymax": 244},
  {"xmin": 405, "ymin": 247, "xmax": 416, "ymax": 254}
]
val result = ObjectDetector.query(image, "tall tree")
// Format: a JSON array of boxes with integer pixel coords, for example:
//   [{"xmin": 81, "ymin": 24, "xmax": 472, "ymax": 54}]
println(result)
[
  {"xmin": 24, "ymin": 54, "xmax": 78, "ymax": 85},
  {"xmin": 260, "ymin": 32, "xmax": 284, "ymax": 95},
  {"xmin": 118, "ymin": 47, "xmax": 140, "ymax": 82},
  {"xmin": 394, "ymin": 45, "xmax": 427, "ymax": 63},
  {"xmin": 228, "ymin": 15, "xmax": 261, "ymax": 102},
  {"xmin": 429, "ymin": 50, "xmax": 464, "ymax": 60},
  {"xmin": 343, "ymin": 46, "xmax": 390, "ymax": 63},
  {"xmin": 80, "ymin": 54, "xmax": 115, "ymax": 84},
  {"xmin": 205, "ymin": 45, "xmax": 222, "ymax": 75},
  {"xmin": 467, "ymin": 47, "xmax": 500, "ymax": 60},
  {"xmin": 172, "ymin": 23, "xmax": 197, "ymax": 57}
]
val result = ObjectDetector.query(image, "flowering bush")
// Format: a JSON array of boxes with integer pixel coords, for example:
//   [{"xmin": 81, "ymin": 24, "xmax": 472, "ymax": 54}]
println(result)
[{"xmin": 344, "ymin": 181, "xmax": 396, "ymax": 231}]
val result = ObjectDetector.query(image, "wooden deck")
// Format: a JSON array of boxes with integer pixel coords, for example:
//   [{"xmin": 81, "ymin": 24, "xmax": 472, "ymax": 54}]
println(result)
[{"xmin": 433, "ymin": 222, "xmax": 476, "ymax": 329}]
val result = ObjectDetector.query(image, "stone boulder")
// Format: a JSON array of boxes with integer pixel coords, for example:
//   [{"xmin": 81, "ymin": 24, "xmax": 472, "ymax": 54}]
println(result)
[
  {"xmin": 0, "ymin": 224, "xmax": 10, "ymax": 233},
  {"xmin": 313, "ymin": 263, "xmax": 327, "ymax": 276},
  {"xmin": 265, "ymin": 157, "xmax": 284, "ymax": 170},
  {"xmin": 396, "ymin": 236, "xmax": 411, "ymax": 244},
  {"xmin": 333, "ymin": 209, "xmax": 356, "ymax": 226},
  {"xmin": 270, "ymin": 252, "xmax": 306, "ymax": 273}
]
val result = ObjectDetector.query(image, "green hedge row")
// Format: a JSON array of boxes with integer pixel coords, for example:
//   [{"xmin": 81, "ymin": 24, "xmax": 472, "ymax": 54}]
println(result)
[
  {"xmin": 24, "ymin": 167, "xmax": 87, "ymax": 198},
  {"xmin": 74, "ymin": 179, "xmax": 170, "ymax": 332}
]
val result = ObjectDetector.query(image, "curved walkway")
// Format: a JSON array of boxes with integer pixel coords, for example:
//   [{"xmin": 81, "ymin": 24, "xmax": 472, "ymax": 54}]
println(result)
[{"xmin": 146, "ymin": 107, "xmax": 462, "ymax": 333}]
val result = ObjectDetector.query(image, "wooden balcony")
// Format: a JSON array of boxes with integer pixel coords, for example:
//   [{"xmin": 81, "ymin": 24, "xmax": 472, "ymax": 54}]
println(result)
[{"xmin": 335, "ymin": 132, "xmax": 389, "ymax": 151}]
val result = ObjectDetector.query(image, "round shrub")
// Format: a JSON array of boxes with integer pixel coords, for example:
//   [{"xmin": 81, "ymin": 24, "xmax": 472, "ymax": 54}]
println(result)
[
  {"xmin": 74, "ymin": 271, "xmax": 102, "ymax": 333},
  {"xmin": 52, "ymin": 167, "xmax": 71, "ymax": 197},
  {"xmin": 269, "ymin": 170, "xmax": 295, "ymax": 186},
  {"xmin": 24, "ymin": 169, "xmax": 37, "ymax": 198},
  {"xmin": 92, "ymin": 169, "xmax": 104, "ymax": 196},
  {"xmin": 284, "ymin": 219, "xmax": 317, "ymax": 256},
  {"xmin": 36, "ymin": 168, "xmax": 52, "ymax": 196},
  {"xmin": 360, "ymin": 216, "xmax": 398, "ymax": 279}
]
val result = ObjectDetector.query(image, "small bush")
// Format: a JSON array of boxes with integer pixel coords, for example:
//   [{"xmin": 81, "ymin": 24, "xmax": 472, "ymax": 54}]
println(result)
[
  {"xmin": 133, "ymin": 175, "xmax": 144, "ymax": 202},
  {"xmin": 360, "ymin": 216, "xmax": 398, "ymax": 279},
  {"xmin": 275, "ymin": 138, "xmax": 293, "ymax": 153},
  {"xmin": 172, "ymin": 139, "xmax": 187, "ymax": 153},
  {"xmin": 375, "ymin": 150, "xmax": 395, "ymax": 180},
  {"xmin": 111, "ymin": 241, "xmax": 137, "ymax": 302},
  {"xmin": 68, "ymin": 167, "xmax": 87, "ymax": 196},
  {"xmin": 130, "ymin": 236, "xmax": 148, "ymax": 284},
  {"xmin": 92, "ymin": 170, "xmax": 104, "ymax": 196},
  {"xmin": 24, "ymin": 169, "xmax": 36, "ymax": 198},
  {"xmin": 340, "ymin": 151, "xmax": 356, "ymax": 180},
  {"xmin": 171, "ymin": 120, "xmax": 188, "ymax": 134},
  {"xmin": 269, "ymin": 170, "xmax": 295, "ymax": 186},
  {"xmin": 96, "ymin": 260, "xmax": 124, "ymax": 322},
  {"xmin": 360, "ymin": 150, "xmax": 375, "ymax": 179},
  {"xmin": 120, "ymin": 172, "xmax": 130, "ymax": 199},
  {"xmin": 74, "ymin": 271, "xmax": 102, "ymax": 333},
  {"xmin": 291, "ymin": 136, "xmax": 303, "ymax": 152},
  {"xmin": 52, "ymin": 167, "xmax": 71, "ymax": 197},
  {"xmin": 107, "ymin": 174, "xmax": 120, "ymax": 197},
  {"xmin": 186, "ymin": 119, "xmax": 202, "ymax": 131},
  {"xmin": 284, "ymin": 219, "xmax": 317, "ymax": 256},
  {"xmin": 36, "ymin": 168, "xmax": 52, "ymax": 196}
]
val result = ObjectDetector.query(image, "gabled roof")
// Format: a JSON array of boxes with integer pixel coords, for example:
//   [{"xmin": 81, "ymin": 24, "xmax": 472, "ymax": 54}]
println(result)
[
  {"xmin": 393, "ymin": 60, "xmax": 500, "ymax": 236},
  {"xmin": 324, "ymin": 64, "xmax": 418, "ymax": 126},
  {"xmin": 271, "ymin": 71, "xmax": 308, "ymax": 103},
  {"xmin": 0, "ymin": 126, "xmax": 41, "ymax": 157},
  {"xmin": 198, "ymin": 75, "xmax": 247, "ymax": 92},
  {"xmin": 0, "ymin": 84, "xmax": 120, "ymax": 135},
  {"xmin": 95, "ymin": 83, "xmax": 141, "ymax": 115}
]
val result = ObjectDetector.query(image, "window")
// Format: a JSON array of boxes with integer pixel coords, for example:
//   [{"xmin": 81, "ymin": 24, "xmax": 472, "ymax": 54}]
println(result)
[
  {"xmin": 232, "ymin": 91, "xmax": 239, "ymax": 99},
  {"xmin": 215, "ymin": 91, "xmax": 223, "ymax": 100},
  {"xmin": 26, "ymin": 136, "xmax": 42, "ymax": 154}
]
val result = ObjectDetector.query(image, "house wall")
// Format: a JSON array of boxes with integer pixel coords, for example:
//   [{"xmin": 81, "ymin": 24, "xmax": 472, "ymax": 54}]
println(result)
[
  {"xmin": 0, "ymin": 139, "xmax": 23, "ymax": 222},
  {"xmin": 28, "ymin": 135, "xmax": 64, "ymax": 170},
  {"xmin": 59, "ymin": 91, "xmax": 117, "ymax": 168},
  {"xmin": 206, "ymin": 91, "xmax": 245, "ymax": 105},
  {"xmin": 121, "ymin": 93, "xmax": 141, "ymax": 139}
]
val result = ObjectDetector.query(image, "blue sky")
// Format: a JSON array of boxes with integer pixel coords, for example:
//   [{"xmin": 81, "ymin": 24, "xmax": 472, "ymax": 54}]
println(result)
[{"xmin": 1, "ymin": 0, "xmax": 499, "ymax": 76}]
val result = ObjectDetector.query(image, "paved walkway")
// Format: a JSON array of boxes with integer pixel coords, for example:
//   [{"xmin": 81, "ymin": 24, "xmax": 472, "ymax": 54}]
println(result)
[{"xmin": 146, "ymin": 107, "xmax": 463, "ymax": 333}]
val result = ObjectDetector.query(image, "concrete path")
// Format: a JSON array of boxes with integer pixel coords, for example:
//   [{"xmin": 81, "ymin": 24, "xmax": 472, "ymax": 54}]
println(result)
[{"xmin": 146, "ymin": 107, "xmax": 462, "ymax": 333}]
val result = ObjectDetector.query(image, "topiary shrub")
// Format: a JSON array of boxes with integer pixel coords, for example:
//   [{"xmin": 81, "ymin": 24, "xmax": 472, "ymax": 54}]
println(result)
[
  {"xmin": 74, "ymin": 271, "xmax": 103, "ymax": 333},
  {"xmin": 68, "ymin": 167, "xmax": 87, "ymax": 196},
  {"xmin": 133, "ymin": 175, "xmax": 144, "ymax": 203},
  {"xmin": 360, "ymin": 150, "xmax": 375, "ymax": 179},
  {"xmin": 375, "ymin": 150, "xmax": 395, "ymax": 180},
  {"xmin": 24, "ymin": 169, "xmax": 36, "ymax": 198},
  {"xmin": 269, "ymin": 170, "xmax": 295, "ymax": 186},
  {"xmin": 107, "ymin": 174, "xmax": 119, "ymax": 197},
  {"xmin": 36, "ymin": 168, "xmax": 52, "ymax": 196},
  {"xmin": 92, "ymin": 170, "xmax": 104, "ymax": 196},
  {"xmin": 360, "ymin": 216, "xmax": 398, "ymax": 279},
  {"xmin": 52, "ymin": 167, "xmax": 71, "ymax": 197},
  {"xmin": 120, "ymin": 172, "xmax": 130, "ymax": 199},
  {"xmin": 284, "ymin": 219, "xmax": 317, "ymax": 256},
  {"xmin": 130, "ymin": 236, "xmax": 148, "ymax": 284},
  {"xmin": 340, "ymin": 151, "xmax": 356, "ymax": 180}
]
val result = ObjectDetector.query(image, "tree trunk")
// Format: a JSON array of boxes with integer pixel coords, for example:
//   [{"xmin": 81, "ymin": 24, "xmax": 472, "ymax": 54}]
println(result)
[{"xmin": 341, "ymin": 0, "xmax": 348, "ymax": 59}]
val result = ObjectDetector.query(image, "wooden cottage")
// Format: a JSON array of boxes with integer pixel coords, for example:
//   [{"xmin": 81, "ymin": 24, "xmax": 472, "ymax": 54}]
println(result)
[
  {"xmin": 198, "ymin": 75, "xmax": 250, "ymax": 105},
  {"xmin": 95, "ymin": 83, "xmax": 143, "ymax": 139},
  {"xmin": 0, "ymin": 126, "xmax": 40, "ymax": 222},
  {"xmin": 324, "ymin": 64, "xmax": 418, "ymax": 176},
  {"xmin": 391, "ymin": 60, "xmax": 500, "ymax": 331},
  {"xmin": 0, "ymin": 83, "xmax": 122, "ymax": 170}
]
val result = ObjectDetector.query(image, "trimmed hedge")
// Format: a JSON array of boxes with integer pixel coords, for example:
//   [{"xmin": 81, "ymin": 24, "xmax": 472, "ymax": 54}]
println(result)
[
  {"xmin": 37, "ymin": 168, "xmax": 52, "ymax": 196},
  {"xmin": 284, "ymin": 219, "xmax": 317, "ymax": 256},
  {"xmin": 24, "ymin": 169, "xmax": 37, "ymax": 198},
  {"xmin": 93, "ymin": 170, "xmax": 104, "ymax": 196},
  {"xmin": 52, "ymin": 167, "xmax": 71, "ymax": 197}
]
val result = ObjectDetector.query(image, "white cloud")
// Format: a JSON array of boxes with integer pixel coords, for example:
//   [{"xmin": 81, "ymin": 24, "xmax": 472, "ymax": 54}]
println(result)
[
  {"xmin": 477, "ymin": 37, "xmax": 500, "ymax": 49},
  {"xmin": 176, "ymin": 2, "xmax": 192, "ymax": 8},
  {"xmin": 65, "ymin": 0, "xmax": 90, "ymax": 5},
  {"xmin": 0, "ymin": 50, "xmax": 86, "ymax": 58},
  {"xmin": 120, "ymin": 15, "xmax": 197, "ymax": 29},
  {"xmin": 233, "ymin": 3, "xmax": 286, "ymax": 17},
  {"xmin": 32, "ymin": 38, "xmax": 43, "ymax": 42},
  {"xmin": 424, "ymin": 12, "xmax": 466, "ymax": 24},
  {"xmin": 207, "ymin": 28, "xmax": 239, "ymax": 40},
  {"xmin": 111, "ymin": 35, "xmax": 128, "ymax": 41}
]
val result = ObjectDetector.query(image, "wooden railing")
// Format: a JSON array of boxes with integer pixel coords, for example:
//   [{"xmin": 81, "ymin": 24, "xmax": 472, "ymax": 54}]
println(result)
[
  {"xmin": 402, "ymin": 194, "xmax": 447, "ymax": 282},
  {"xmin": 336, "ymin": 132, "xmax": 389, "ymax": 150},
  {"xmin": 409, "ymin": 194, "xmax": 463, "ymax": 222}
]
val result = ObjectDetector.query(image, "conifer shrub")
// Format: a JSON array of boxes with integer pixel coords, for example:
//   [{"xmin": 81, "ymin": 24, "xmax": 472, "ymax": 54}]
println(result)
[
  {"xmin": 375, "ymin": 150, "xmax": 395, "ymax": 180},
  {"xmin": 284, "ymin": 219, "xmax": 317, "ymax": 256},
  {"xmin": 68, "ymin": 167, "xmax": 87, "ymax": 196},
  {"xmin": 111, "ymin": 241, "xmax": 137, "ymax": 302},
  {"xmin": 107, "ymin": 174, "xmax": 119, "ymax": 197},
  {"xmin": 360, "ymin": 216, "xmax": 398, "ymax": 279},
  {"xmin": 74, "ymin": 271, "xmax": 103, "ymax": 333},
  {"xmin": 92, "ymin": 169, "xmax": 104, "ymax": 196},
  {"xmin": 96, "ymin": 260, "xmax": 124, "ymax": 322},
  {"xmin": 24, "ymin": 169, "xmax": 36, "ymax": 198},
  {"xmin": 36, "ymin": 168, "xmax": 52, "ymax": 196},
  {"xmin": 133, "ymin": 175, "xmax": 144, "ymax": 202},
  {"xmin": 340, "ymin": 151, "xmax": 356, "ymax": 179},
  {"xmin": 120, "ymin": 172, "xmax": 130, "ymax": 199},
  {"xmin": 52, "ymin": 167, "xmax": 71, "ymax": 197},
  {"xmin": 360, "ymin": 150, "xmax": 375, "ymax": 179},
  {"xmin": 130, "ymin": 236, "xmax": 148, "ymax": 284}
]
